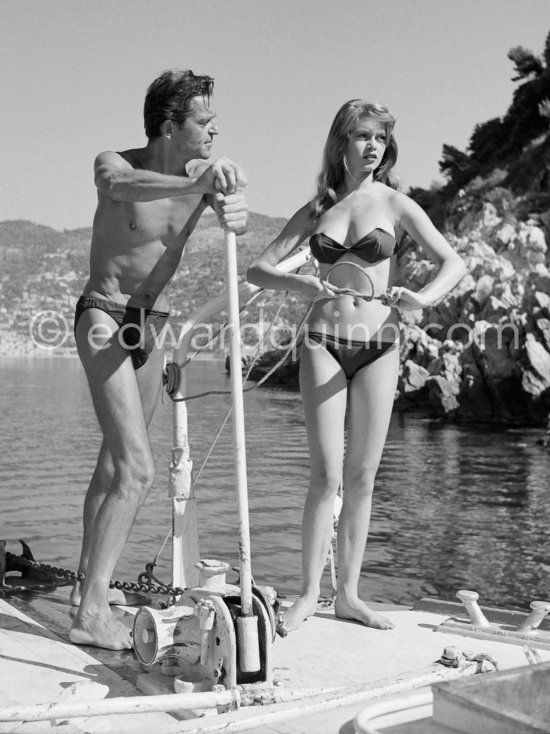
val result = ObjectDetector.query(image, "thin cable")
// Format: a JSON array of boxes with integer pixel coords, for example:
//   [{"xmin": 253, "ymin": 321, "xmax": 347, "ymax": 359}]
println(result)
[
  {"xmin": 170, "ymin": 293, "xmax": 311, "ymax": 402},
  {"xmin": 154, "ymin": 280, "xmax": 311, "ymax": 563}
]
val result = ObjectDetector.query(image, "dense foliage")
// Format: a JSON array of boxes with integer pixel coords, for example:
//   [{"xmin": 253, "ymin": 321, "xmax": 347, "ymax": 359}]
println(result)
[{"xmin": 410, "ymin": 31, "xmax": 550, "ymax": 227}]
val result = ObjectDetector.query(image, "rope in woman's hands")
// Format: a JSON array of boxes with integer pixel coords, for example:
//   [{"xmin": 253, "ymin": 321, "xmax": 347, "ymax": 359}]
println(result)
[
  {"xmin": 312, "ymin": 262, "xmax": 419, "ymax": 309},
  {"xmin": 316, "ymin": 262, "xmax": 384, "ymax": 301}
]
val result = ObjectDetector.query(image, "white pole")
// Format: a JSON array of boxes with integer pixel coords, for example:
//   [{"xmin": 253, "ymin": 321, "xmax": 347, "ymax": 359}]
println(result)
[
  {"xmin": 166, "ymin": 248, "xmax": 311, "ymax": 592},
  {"xmin": 0, "ymin": 686, "xmax": 342, "ymax": 723},
  {"xmin": 170, "ymin": 367, "xmax": 200, "ymax": 590},
  {"xmin": 0, "ymin": 690, "xmax": 240, "ymax": 723},
  {"xmin": 225, "ymin": 230, "xmax": 260, "ymax": 673}
]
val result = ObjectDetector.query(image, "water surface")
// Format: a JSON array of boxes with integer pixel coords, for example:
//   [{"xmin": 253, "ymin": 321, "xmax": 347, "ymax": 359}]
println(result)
[{"xmin": 1, "ymin": 357, "xmax": 548, "ymax": 611}]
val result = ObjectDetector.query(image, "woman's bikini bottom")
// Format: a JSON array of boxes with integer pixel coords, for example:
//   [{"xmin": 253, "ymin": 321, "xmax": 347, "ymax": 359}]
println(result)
[{"xmin": 304, "ymin": 330, "xmax": 399, "ymax": 380}]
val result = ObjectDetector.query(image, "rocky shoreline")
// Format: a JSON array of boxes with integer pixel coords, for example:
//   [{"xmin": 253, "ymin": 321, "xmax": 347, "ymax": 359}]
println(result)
[{"xmin": 250, "ymin": 200, "xmax": 550, "ymax": 426}]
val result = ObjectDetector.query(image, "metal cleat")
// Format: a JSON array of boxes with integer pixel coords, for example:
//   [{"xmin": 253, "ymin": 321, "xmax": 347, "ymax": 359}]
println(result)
[
  {"xmin": 456, "ymin": 590, "xmax": 491, "ymax": 629},
  {"xmin": 516, "ymin": 601, "xmax": 550, "ymax": 634},
  {"xmin": 437, "ymin": 592, "xmax": 550, "ymax": 651}
]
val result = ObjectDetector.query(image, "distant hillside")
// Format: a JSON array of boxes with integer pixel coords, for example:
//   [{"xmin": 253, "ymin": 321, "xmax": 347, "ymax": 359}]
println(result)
[{"xmin": 0, "ymin": 212, "xmax": 314, "ymax": 357}]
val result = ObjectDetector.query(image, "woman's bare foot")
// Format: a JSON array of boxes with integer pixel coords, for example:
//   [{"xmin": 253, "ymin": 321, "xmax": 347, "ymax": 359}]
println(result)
[
  {"xmin": 70, "ymin": 581, "xmax": 150, "ymax": 607},
  {"xmin": 69, "ymin": 608, "xmax": 133, "ymax": 650},
  {"xmin": 335, "ymin": 595, "xmax": 395, "ymax": 630},
  {"xmin": 277, "ymin": 594, "xmax": 319, "ymax": 636}
]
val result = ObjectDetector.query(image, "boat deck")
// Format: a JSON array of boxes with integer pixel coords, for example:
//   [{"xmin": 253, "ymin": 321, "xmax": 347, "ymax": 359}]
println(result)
[
  {"xmin": 1, "ymin": 586, "xmax": 548, "ymax": 733},
  {"xmin": 0, "ymin": 590, "xmax": 181, "ymax": 733}
]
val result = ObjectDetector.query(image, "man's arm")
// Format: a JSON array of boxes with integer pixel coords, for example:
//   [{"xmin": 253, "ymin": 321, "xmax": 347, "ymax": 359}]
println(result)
[
  {"xmin": 189, "ymin": 159, "xmax": 249, "ymax": 235},
  {"xmin": 94, "ymin": 152, "xmax": 246, "ymax": 203},
  {"xmin": 209, "ymin": 192, "xmax": 249, "ymax": 235}
]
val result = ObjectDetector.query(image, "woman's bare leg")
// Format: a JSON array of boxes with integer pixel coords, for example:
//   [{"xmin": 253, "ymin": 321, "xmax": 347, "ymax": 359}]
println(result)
[
  {"xmin": 282, "ymin": 341, "xmax": 347, "ymax": 633},
  {"xmin": 334, "ymin": 346, "xmax": 400, "ymax": 629}
]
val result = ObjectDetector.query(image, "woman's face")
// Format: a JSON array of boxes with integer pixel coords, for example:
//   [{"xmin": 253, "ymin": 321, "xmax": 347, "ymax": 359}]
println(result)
[{"xmin": 345, "ymin": 117, "xmax": 387, "ymax": 178}]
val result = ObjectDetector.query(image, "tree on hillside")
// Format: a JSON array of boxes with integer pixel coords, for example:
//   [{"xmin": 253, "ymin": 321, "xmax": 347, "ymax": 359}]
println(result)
[
  {"xmin": 508, "ymin": 44, "xmax": 544, "ymax": 80},
  {"xmin": 438, "ymin": 144, "xmax": 477, "ymax": 187},
  {"xmin": 413, "ymin": 29, "xmax": 550, "ymax": 208},
  {"xmin": 467, "ymin": 117, "xmax": 510, "ymax": 167},
  {"xmin": 501, "ymin": 32, "xmax": 550, "ymax": 159}
]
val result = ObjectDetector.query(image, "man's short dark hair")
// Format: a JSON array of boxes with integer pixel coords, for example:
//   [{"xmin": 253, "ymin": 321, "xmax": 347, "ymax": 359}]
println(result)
[{"xmin": 143, "ymin": 69, "xmax": 214, "ymax": 139}]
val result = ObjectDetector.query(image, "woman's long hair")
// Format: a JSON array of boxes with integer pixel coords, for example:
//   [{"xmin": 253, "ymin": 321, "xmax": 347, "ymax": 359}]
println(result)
[{"xmin": 311, "ymin": 100, "xmax": 399, "ymax": 219}]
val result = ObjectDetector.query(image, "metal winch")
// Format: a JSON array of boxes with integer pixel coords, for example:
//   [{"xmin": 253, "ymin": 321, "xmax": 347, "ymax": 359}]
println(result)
[{"xmin": 133, "ymin": 559, "xmax": 276, "ymax": 691}]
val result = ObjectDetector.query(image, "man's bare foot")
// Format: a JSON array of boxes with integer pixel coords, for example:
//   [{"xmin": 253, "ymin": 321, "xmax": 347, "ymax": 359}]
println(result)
[
  {"xmin": 334, "ymin": 596, "xmax": 395, "ymax": 630},
  {"xmin": 69, "ymin": 609, "xmax": 133, "ymax": 650},
  {"xmin": 70, "ymin": 581, "xmax": 150, "ymax": 607},
  {"xmin": 277, "ymin": 594, "xmax": 319, "ymax": 636}
]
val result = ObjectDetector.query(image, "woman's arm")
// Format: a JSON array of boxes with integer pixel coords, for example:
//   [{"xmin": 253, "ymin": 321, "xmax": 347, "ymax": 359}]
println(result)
[
  {"xmin": 386, "ymin": 192, "xmax": 467, "ymax": 310},
  {"xmin": 247, "ymin": 204, "xmax": 340, "ymax": 301}
]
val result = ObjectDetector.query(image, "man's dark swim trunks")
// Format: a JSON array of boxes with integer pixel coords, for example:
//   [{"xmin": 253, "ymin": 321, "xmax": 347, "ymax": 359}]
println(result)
[{"xmin": 74, "ymin": 295, "xmax": 169, "ymax": 369}]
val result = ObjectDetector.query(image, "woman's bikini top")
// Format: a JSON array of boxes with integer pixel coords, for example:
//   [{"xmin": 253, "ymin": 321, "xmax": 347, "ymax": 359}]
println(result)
[{"xmin": 309, "ymin": 228, "xmax": 398, "ymax": 265}]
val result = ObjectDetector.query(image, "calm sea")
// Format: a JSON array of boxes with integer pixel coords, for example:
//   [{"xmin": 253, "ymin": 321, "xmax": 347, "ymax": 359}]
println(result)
[{"xmin": 1, "ymin": 357, "xmax": 549, "ymax": 611}]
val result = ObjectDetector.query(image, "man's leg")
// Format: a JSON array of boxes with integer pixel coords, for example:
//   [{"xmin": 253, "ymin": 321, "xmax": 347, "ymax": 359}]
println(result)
[
  {"xmin": 69, "ymin": 309, "xmax": 161, "ymax": 649},
  {"xmin": 69, "ymin": 337, "xmax": 164, "ymax": 607},
  {"xmin": 69, "ymin": 440, "xmax": 114, "ymax": 605}
]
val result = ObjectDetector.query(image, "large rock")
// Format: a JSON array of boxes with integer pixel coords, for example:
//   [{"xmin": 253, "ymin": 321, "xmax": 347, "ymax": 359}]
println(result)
[
  {"xmin": 426, "ymin": 375, "xmax": 459, "ymax": 417},
  {"xmin": 523, "ymin": 334, "xmax": 550, "ymax": 398},
  {"xmin": 536, "ymin": 318, "xmax": 550, "ymax": 351}
]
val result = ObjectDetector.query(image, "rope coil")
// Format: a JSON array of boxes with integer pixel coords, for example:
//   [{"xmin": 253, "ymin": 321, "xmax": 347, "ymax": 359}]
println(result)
[
  {"xmin": 324, "ymin": 260, "xmax": 382, "ymax": 302},
  {"xmin": 163, "ymin": 361, "xmax": 183, "ymax": 397}
]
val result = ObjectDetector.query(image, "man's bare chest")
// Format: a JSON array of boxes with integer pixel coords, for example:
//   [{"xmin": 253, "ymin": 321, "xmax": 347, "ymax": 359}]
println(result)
[{"xmin": 121, "ymin": 196, "xmax": 205, "ymax": 244}]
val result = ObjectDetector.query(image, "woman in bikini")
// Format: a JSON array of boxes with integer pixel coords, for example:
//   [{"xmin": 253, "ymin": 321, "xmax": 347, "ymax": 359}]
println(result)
[{"xmin": 247, "ymin": 99, "xmax": 466, "ymax": 634}]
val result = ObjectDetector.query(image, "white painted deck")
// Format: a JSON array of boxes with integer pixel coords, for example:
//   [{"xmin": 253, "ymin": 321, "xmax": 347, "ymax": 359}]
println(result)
[
  {"xmin": 0, "ymin": 597, "xmax": 183, "ymax": 733},
  {"xmin": 1, "ymin": 589, "xmax": 548, "ymax": 733},
  {"xmin": 168, "ymin": 603, "xmax": 550, "ymax": 733}
]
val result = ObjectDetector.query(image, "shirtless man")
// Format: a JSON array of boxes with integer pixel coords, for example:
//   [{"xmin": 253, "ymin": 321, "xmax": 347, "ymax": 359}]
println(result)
[{"xmin": 69, "ymin": 69, "xmax": 248, "ymax": 650}]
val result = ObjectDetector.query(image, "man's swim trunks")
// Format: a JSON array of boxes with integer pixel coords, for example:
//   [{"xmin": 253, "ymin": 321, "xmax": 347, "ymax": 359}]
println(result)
[{"xmin": 74, "ymin": 295, "xmax": 169, "ymax": 369}]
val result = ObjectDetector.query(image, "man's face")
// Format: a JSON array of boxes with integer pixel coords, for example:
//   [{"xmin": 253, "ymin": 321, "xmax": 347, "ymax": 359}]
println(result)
[{"xmin": 176, "ymin": 96, "xmax": 219, "ymax": 160}]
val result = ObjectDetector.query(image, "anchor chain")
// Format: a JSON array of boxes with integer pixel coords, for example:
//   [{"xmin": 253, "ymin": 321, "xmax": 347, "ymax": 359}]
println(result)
[{"xmin": 3, "ymin": 551, "xmax": 185, "ymax": 603}]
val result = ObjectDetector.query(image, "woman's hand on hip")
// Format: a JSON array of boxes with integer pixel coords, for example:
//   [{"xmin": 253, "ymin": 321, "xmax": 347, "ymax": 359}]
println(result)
[{"xmin": 380, "ymin": 286, "xmax": 429, "ymax": 311}]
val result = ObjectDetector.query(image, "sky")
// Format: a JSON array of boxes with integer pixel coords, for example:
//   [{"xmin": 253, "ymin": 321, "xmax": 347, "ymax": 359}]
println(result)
[{"xmin": 1, "ymin": 0, "xmax": 549, "ymax": 231}]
